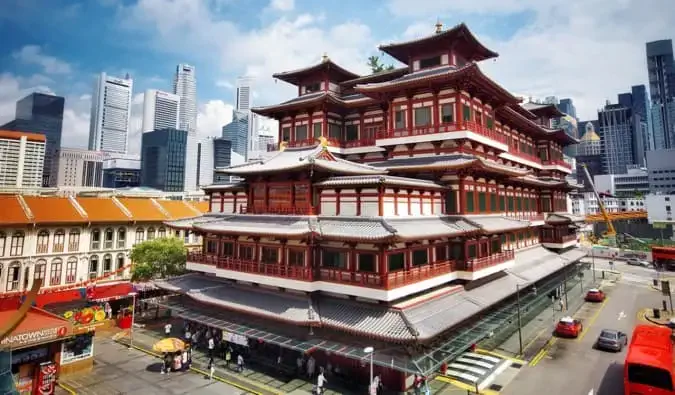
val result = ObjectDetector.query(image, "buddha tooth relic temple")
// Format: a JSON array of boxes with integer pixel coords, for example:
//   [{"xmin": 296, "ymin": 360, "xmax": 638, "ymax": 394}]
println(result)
[{"xmin": 158, "ymin": 22, "xmax": 586, "ymax": 391}]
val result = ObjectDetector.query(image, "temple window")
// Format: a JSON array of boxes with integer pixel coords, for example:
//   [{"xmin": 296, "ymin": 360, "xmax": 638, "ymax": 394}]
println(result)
[
  {"xmin": 269, "ymin": 184, "xmax": 292, "ymax": 208},
  {"xmin": 322, "ymin": 250, "xmax": 347, "ymax": 269},
  {"xmin": 282, "ymin": 127, "xmax": 291, "ymax": 142},
  {"xmin": 206, "ymin": 240, "xmax": 217, "ymax": 254},
  {"xmin": 412, "ymin": 249, "xmax": 429, "ymax": 266},
  {"xmin": 450, "ymin": 243, "xmax": 464, "ymax": 260},
  {"xmin": 261, "ymin": 247, "xmax": 279, "ymax": 264},
  {"xmin": 295, "ymin": 125, "xmax": 308, "ymax": 141},
  {"xmin": 358, "ymin": 253, "xmax": 376, "ymax": 272},
  {"xmin": 441, "ymin": 104, "xmax": 454, "ymax": 123},
  {"xmin": 414, "ymin": 107, "xmax": 432, "ymax": 127},
  {"xmin": 446, "ymin": 191, "xmax": 458, "ymax": 214},
  {"xmin": 345, "ymin": 124, "xmax": 359, "ymax": 141},
  {"xmin": 507, "ymin": 196, "xmax": 515, "ymax": 212},
  {"xmin": 313, "ymin": 123, "xmax": 322, "ymax": 138},
  {"xmin": 462, "ymin": 104, "xmax": 471, "ymax": 121},
  {"xmin": 435, "ymin": 245, "xmax": 448, "ymax": 262},
  {"xmin": 294, "ymin": 184, "xmax": 310, "ymax": 207},
  {"xmin": 465, "ymin": 191, "xmax": 475, "ymax": 213},
  {"xmin": 222, "ymin": 242, "xmax": 234, "ymax": 257},
  {"xmin": 239, "ymin": 245, "xmax": 254, "ymax": 260},
  {"xmin": 388, "ymin": 252, "xmax": 405, "ymax": 272},
  {"xmin": 486, "ymin": 116, "xmax": 494, "ymax": 129},
  {"xmin": 491, "ymin": 238, "xmax": 501, "ymax": 253},
  {"xmin": 490, "ymin": 193, "xmax": 497, "ymax": 211},
  {"xmin": 478, "ymin": 192, "xmax": 487, "ymax": 212},
  {"xmin": 305, "ymin": 82, "xmax": 321, "ymax": 93},
  {"xmin": 419, "ymin": 55, "xmax": 441, "ymax": 69},
  {"xmin": 516, "ymin": 197, "xmax": 522, "ymax": 211},
  {"xmin": 499, "ymin": 195, "xmax": 506, "ymax": 211},
  {"xmin": 542, "ymin": 197, "xmax": 552, "ymax": 212},
  {"xmin": 394, "ymin": 107, "xmax": 405, "ymax": 129},
  {"xmin": 328, "ymin": 123, "xmax": 342, "ymax": 139},
  {"xmin": 467, "ymin": 244, "xmax": 477, "ymax": 259},
  {"xmin": 475, "ymin": 110, "xmax": 483, "ymax": 125},
  {"xmin": 289, "ymin": 249, "xmax": 305, "ymax": 266}
]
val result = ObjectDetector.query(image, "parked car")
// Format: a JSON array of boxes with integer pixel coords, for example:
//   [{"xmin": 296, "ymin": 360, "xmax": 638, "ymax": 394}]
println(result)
[
  {"xmin": 555, "ymin": 316, "xmax": 583, "ymax": 338},
  {"xmin": 626, "ymin": 258, "xmax": 652, "ymax": 267},
  {"xmin": 594, "ymin": 329, "xmax": 628, "ymax": 351},
  {"xmin": 585, "ymin": 288, "xmax": 606, "ymax": 302}
]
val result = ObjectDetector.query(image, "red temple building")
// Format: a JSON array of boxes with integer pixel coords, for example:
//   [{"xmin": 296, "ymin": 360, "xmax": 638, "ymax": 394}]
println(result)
[{"xmin": 160, "ymin": 22, "xmax": 587, "ymax": 392}]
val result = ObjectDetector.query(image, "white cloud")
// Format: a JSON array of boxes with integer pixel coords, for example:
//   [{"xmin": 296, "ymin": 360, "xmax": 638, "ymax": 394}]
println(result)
[
  {"xmin": 216, "ymin": 80, "xmax": 234, "ymax": 89},
  {"xmin": 12, "ymin": 45, "xmax": 72, "ymax": 75},
  {"xmin": 197, "ymin": 100, "xmax": 234, "ymax": 138},
  {"xmin": 388, "ymin": 0, "xmax": 543, "ymax": 17},
  {"xmin": 269, "ymin": 0, "xmax": 294, "ymax": 12}
]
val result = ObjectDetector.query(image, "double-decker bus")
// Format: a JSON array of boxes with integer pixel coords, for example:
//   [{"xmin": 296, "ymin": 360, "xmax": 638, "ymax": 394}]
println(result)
[
  {"xmin": 652, "ymin": 246, "xmax": 675, "ymax": 271},
  {"xmin": 624, "ymin": 324, "xmax": 674, "ymax": 394}
]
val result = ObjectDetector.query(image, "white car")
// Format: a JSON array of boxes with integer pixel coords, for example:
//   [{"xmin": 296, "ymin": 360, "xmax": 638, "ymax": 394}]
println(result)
[{"xmin": 626, "ymin": 258, "xmax": 652, "ymax": 267}]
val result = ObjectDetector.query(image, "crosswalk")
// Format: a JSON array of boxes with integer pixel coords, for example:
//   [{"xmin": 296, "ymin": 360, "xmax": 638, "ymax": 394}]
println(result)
[{"xmin": 441, "ymin": 352, "xmax": 511, "ymax": 390}]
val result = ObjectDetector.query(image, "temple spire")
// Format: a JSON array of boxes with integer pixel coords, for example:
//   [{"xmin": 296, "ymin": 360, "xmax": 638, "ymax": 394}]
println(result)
[
  {"xmin": 322, "ymin": 52, "xmax": 329, "ymax": 62},
  {"xmin": 435, "ymin": 20, "xmax": 443, "ymax": 34}
]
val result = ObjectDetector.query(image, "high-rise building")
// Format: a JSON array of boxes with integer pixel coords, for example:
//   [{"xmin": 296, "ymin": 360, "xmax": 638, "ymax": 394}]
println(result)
[
  {"xmin": 1, "ymin": 93, "xmax": 64, "ymax": 186},
  {"xmin": 88, "ymin": 72, "xmax": 133, "ymax": 154},
  {"xmin": 599, "ymin": 103, "xmax": 635, "ymax": 174},
  {"xmin": 0, "ymin": 130, "xmax": 46, "ymax": 188},
  {"xmin": 236, "ymin": 76, "xmax": 253, "ymax": 112},
  {"xmin": 213, "ymin": 138, "xmax": 233, "ymax": 184},
  {"xmin": 222, "ymin": 110, "xmax": 249, "ymax": 158},
  {"xmin": 558, "ymin": 98, "xmax": 577, "ymax": 120},
  {"xmin": 102, "ymin": 153, "xmax": 141, "ymax": 188},
  {"xmin": 142, "ymin": 89, "xmax": 180, "ymax": 132},
  {"xmin": 140, "ymin": 128, "xmax": 188, "ymax": 192},
  {"xmin": 184, "ymin": 136, "xmax": 215, "ymax": 191},
  {"xmin": 575, "ymin": 121, "xmax": 603, "ymax": 191},
  {"xmin": 631, "ymin": 85, "xmax": 654, "ymax": 155},
  {"xmin": 173, "ymin": 64, "xmax": 197, "ymax": 135},
  {"xmin": 55, "ymin": 147, "xmax": 105, "ymax": 187},
  {"xmin": 647, "ymin": 149, "xmax": 675, "ymax": 194},
  {"xmin": 646, "ymin": 39, "xmax": 675, "ymax": 148}
]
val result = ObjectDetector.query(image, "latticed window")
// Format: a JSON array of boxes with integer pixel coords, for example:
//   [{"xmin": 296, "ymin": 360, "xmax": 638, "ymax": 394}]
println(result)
[
  {"xmin": 491, "ymin": 238, "xmax": 501, "ymax": 254},
  {"xmin": 89, "ymin": 256, "xmax": 99, "ymax": 280},
  {"xmin": 147, "ymin": 228, "xmax": 156, "ymax": 240},
  {"xmin": 463, "ymin": 104, "xmax": 471, "ymax": 121},
  {"xmin": 117, "ymin": 228, "xmax": 126, "ymax": 248},
  {"xmin": 486, "ymin": 117, "xmax": 494, "ymax": 129},
  {"xmin": 158, "ymin": 227, "xmax": 166, "ymax": 238},
  {"xmin": 104, "ymin": 228, "xmax": 114, "ymax": 248},
  {"xmin": 10, "ymin": 232, "xmax": 24, "ymax": 256},
  {"xmin": 357, "ymin": 253, "xmax": 375, "ymax": 272},
  {"xmin": 103, "ymin": 254, "xmax": 112, "ymax": 276},
  {"xmin": 478, "ymin": 192, "xmax": 487, "ymax": 212},
  {"xmin": 268, "ymin": 185, "xmax": 292, "ymax": 208},
  {"xmin": 516, "ymin": 197, "xmax": 522, "ymax": 211},
  {"xmin": 345, "ymin": 124, "xmax": 358, "ymax": 141},
  {"xmin": 465, "ymin": 192, "xmax": 475, "ymax": 213},
  {"xmin": 295, "ymin": 125, "xmax": 308, "ymax": 141},
  {"xmin": 467, "ymin": 244, "xmax": 477, "ymax": 259},
  {"xmin": 445, "ymin": 191, "xmax": 458, "ymax": 214},
  {"xmin": 412, "ymin": 250, "xmax": 428, "ymax": 266},
  {"xmin": 394, "ymin": 108, "xmax": 405, "ymax": 129},
  {"xmin": 328, "ymin": 123, "xmax": 342, "ymax": 139},
  {"xmin": 6, "ymin": 263, "xmax": 20, "ymax": 291},
  {"xmin": 0, "ymin": 232, "xmax": 5, "ymax": 256},
  {"xmin": 221, "ymin": 242, "xmax": 234, "ymax": 257},
  {"xmin": 508, "ymin": 196, "xmax": 515, "ymax": 211},
  {"xmin": 500, "ymin": 195, "xmax": 506, "ymax": 211},
  {"xmin": 68, "ymin": 229, "xmax": 80, "ymax": 251},
  {"xmin": 282, "ymin": 127, "xmax": 291, "ymax": 142},
  {"xmin": 289, "ymin": 250, "xmax": 305, "ymax": 266},
  {"xmin": 313, "ymin": 123, "xmax": 322, "ymax": 138},
  {"xmin": 441, "ymin": 104, "xmax": 454, "ymax": 123},
  {"xmin": 34, "ymin": 260, "xmax": 47, "ymax": 283},
  {"xmin": 388, "ymin": 253, "xmax": 405, "ymax": 272},
  {"xmin": 260, "ymin": 247, "xmax": 279, "ymax": 264},
  {"xmin": 50, "ymin": 259, "xmax": 62, "ymax": 286},
  {"xmin": 322, "ymin": 250, "xmax": 347, "ymax": 269},
  {"xmin": 66, "ymin": 257, "xmax": 77, "ymax": 283},
  {"xmin": 53, "ymin": 229, "xmax": 65, "ymax": 253},
  {"xmin": 36, "ymin": 231, "xmax": 49, "ymax": 254},
  {"xmin": 490, "ymin": 194, "xmax": 497, "ymax": 211},
  {"xmin": 435, "ymin": 245, "xmax": 447, "ymax": 262},
  {"xmin": 239, "ymin": 245, "xmax": 254, "ymax": 260},
  {"xmin": 414, "ymin": 107, "xmax": 431, "ymax": 127},
  {"xmin": 135, "ymin": 228, "xmax": 144, "ymax": 244},
  {"xmin": 90, "ymin": 229, "xmax": 101, "ymax": 250}
]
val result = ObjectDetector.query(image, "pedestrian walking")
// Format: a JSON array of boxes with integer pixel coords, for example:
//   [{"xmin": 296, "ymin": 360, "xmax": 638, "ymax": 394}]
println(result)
[
  {"xmin": 208, "ymin": 357, "xmax": 215, "ymax": 380},
  {"xmin": 316, "ymin": 367, "xmax": 327, "ymax": 394},
  {"xmin": 237, "ymin": 354, "xmax": 244, "ymax": 373},
  {"xmin": 225, "ymin": 348, "xmax": 232, "ymax": 368},
  {"xmin": 164, "ymin": 322, "xmax": 172, "ymax": 336},
  {"xmin": 208, "ymin": 337, "xmax": 215, "ymax": 358},
  {"xmin": 181, "ymin": 349, "xmax": 189, "ymax": 371},
  {"xmin": 412, "ymin": 374, "xmax": 424, "ymax": 395},
  {"xmin": 296, "ymin": 355, "xmax": 304, "ymax": 375},
  {"xmin": 306, "ymin": 356, "xmax": 316, "ymax": 379}
]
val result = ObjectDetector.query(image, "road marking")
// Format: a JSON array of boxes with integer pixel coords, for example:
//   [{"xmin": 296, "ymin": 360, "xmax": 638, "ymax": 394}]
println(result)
[
  {"xmin": 475, "ymin": 348, "xmax": 526, "ymax": 364},
  {"xmin": 618, "ymin": 311, "xmax": 626, "ymax": 320},
  {"xmin": 577, "ymin": 297, "xmax": 610, "ymax": 342}
]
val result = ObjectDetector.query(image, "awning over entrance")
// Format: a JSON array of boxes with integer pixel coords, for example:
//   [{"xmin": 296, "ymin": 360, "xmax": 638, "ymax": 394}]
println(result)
[
  {"xmin": 0, "ymin": 307, "xmax": 71, "ymax": 350},
  {"xmin": 89, "ymin": 282, "xmax": 135, "ymax": 302}
]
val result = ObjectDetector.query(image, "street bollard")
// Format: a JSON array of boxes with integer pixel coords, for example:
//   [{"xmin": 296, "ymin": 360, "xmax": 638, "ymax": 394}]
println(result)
[
  {"xmin": 602, "ymin": 271, "xmax": 605, "ymax": 279},
  {"xmin": 663, "ymin": 300, "xmax": 668, "ymax": 311},
  {"xmin": 655, "ymin": 308, "xmax": 661, "ymax": 319}
]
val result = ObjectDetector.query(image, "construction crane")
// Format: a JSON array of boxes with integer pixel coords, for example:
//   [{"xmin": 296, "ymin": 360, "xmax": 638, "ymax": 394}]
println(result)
[{"xmin": 581, "ymin": 163, "xmax": 617, "ymax": 239}]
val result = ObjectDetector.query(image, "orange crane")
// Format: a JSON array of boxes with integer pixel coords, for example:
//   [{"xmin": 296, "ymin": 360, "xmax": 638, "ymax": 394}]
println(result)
[{"xmin": 581, "ymin": 163, "xmax": 617, "ymax": 240}]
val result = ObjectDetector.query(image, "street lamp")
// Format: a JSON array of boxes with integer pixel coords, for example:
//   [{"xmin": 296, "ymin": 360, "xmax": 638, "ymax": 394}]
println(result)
[
  {"xmin": 515, "ymin": 283, "xmax": 537, "ymax": 356},
  {"xmin": 363, "ymin": 346, "xmax": 374, "ymax": 394},
  {"xmin": 129, "ymin": 292, "xmax": 138, "ymax": 349}
]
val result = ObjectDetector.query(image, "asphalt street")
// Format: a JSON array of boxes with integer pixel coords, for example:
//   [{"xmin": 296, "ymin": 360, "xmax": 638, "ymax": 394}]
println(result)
[{"xmin": 501, "ymin": 266, "xmax": 666, "ymax": 395}]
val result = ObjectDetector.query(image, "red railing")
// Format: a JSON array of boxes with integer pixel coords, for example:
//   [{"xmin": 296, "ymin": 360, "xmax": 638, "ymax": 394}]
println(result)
[
  {"xmin": 377, "ymin": 121, "xmax": 507, "ymax": 145},
  {"xmin": 342, "ymin": 138, "xmax": 376, "ymax": 148},
  {"xmin": 187, "ymin": 253, "xmax": 313, "ymax": 281},
  {"xmin": 505, "ymin": 212, "xmax": 546, "ymax": 221},
  {"xmin": 319, "ymin": 261, "xmax": 455, "ymax": 290},
  {"xmin": 241, "ymin": 205, "xmax": 315, "ymax": 215},
  {"xmin": 541, "ymin": 234, "xmax": 578, "ymax": 244},
  {"xmin": 542, "ymin": 159, "xmax": 572, "ymax": 170},
  {"xmin": 509, "ymin": 150, "xmax": 542, "ymax": 165},
  {"xmin": 464, "ymin": 250, "xmax": 515, "ymax": 272}
]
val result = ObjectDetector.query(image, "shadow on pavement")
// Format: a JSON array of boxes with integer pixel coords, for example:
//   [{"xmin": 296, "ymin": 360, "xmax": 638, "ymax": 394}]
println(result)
[
  {"xmin": 597, "ymin": 361, "xmax": 624, "ymax": 395},
  {"xmin": 144, "ymin": 362, "xmax": 164, "ymax": 373}
]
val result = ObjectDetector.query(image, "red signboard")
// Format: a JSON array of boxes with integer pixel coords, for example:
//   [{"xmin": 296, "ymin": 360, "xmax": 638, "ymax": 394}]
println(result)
[{"xmin": 35, "ymin": 361, "xmax": 57, "ymax": 395}]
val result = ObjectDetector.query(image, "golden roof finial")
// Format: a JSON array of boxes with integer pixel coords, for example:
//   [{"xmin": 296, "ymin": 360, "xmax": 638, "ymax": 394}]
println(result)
[
  {"xmin": 279, "ymin": 141, "xmax": 288, "ymax": 152},
  {"xmin": 322, "ymin": 52, "xmax": 329, "ymax": 62},
  {"xmin": 318, "ymin": 136, "xmax": 329, "ymax": 150},
  {"xmin": 435, "ymin": 20, "xmax": 443, "ymax": 34}
]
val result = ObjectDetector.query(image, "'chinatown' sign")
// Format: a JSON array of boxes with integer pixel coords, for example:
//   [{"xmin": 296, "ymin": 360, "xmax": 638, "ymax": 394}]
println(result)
[{"xmin": 1, "ymin": 326, "xmax": 68, "ymax": 347}]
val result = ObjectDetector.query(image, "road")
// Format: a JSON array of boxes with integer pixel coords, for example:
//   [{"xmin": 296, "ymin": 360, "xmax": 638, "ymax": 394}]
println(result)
[
  {"xmin": 501, "ymin": 280, "xmax": 663, "ymax": 395},
  {"xmin": 585, "ymin": 256, "xmax": 664, "ymax": 287},
  {"xmin": 60, "ymin": 337, "xmax": 246, "ymax": 395}
]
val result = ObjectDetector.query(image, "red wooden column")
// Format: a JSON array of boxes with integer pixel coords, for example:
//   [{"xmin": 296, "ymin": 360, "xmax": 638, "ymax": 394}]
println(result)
[
  {"xmin": 232, "ymin": 193, "xmax": 238, "ymax": 214},
  {"xmin": 335, "ymin": 189, "xmax": 341, "ymax": 215},
  {"xmin": 280, "ymin": 240, "xmax": 287, "ymax": 266},
  {"xmin": 208, "ymin": 192, "xmax": 213, "ymax": 212},
  {"xmin": 356, "ymin": 188, "xmax": 362, "ymax": 216},
  {"xmin": 379, "ymin": 246, "xmax": 388, "ymax": 288},
  {"xmin": 359, "ymin": 111, "xmax": 365, "ymax": 142},
  {"xmin": 220, "ymin": 192, "xmax": 225, "ymax": 213},
  {"xmin": 406, "ymin": 94, "xmax": 413, "ymax": 135},
  {"xmin": 322, "ymin": 107, "xmax": 328, "ymax": 138},
  {"xmin": 291, "ymin": 115, "xmax": 296, "ymax": 142},
  {"xmin": 459, "ymin": 179, "xmax": 466, "ymax": 214},
  {"xmin": 377, "ymin": 185, "xmax": 384, "ymax": 216},
  {"xmin": 308, "ymin": 110, "xmax": 314, "ymax": 140},
  {"xmin": 456, "ymin": 93, "xmax": 463, "ymax": 130},
  {"xmin": 432, "ymin": 89, "xmax": 440, "ymax": 134},
  {"xmin": 349, "ymin": 244, "xmax": 357, "ymax": 283}
]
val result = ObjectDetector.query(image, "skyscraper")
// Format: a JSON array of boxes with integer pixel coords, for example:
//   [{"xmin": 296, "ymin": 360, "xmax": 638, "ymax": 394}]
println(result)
[
  {"xmin": 173, "ymin": 64, "xmax": 197, "ymax": 135},
  {"xmin": 222, "ymin": 110, "xmax": 249, "ymax": 158},
  {"xmin": 646, "ymin": 39, "xmax": 675, "ymax": 148},
  {"xmin": 88, "ymin": 72, "xmax": 133, "ymax": 154},
  {"xmin": 1, "ymin": 93, "xmax": 64, "ymax": 186},
  {"xmin": 599, "ymin": 103, "xmax": 635, "ymax": 174},
  {"xmin": 140, "ymin": 128, "xmax": 187, "ymax": 192},
  {"xmin": 0, "ymin": 130, "xmax": 46, "ymax": 188},
  {"xmin": 142, "ymin": 89, "xmax": 180, "ymax": 133},
  {"xmin": 558, "ymin": 98, "xmax": 577, "ymax": 120},
  {"xmin": 236, "ymin": 76, "xmax": 253, "ymax": 112}
]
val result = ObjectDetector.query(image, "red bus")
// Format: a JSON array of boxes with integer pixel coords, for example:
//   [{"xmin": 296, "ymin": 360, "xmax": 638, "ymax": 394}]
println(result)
[
  {"xmin": 653, "ymin": 247, "xmax": 675, "ymax": 271},
  {"xmin": 625, "ymin": 324, "xmax": 675, "ymax": 394}
]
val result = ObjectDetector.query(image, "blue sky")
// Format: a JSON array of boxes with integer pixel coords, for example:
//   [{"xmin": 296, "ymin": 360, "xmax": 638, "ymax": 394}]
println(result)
[{"xmin": 0, "ymin": 0, "xmax": 672, "ymax": 153}]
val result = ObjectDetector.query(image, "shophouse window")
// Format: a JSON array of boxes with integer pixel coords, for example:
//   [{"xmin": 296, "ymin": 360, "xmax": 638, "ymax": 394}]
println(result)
[
  {"xmin": 66, "ymin": 257, "xmax": 77, "ymax": 283},
  {"xmin": 68, "ymin": 229, "xmax": 80, "ymax": 251},
  {"xmin": 441, "ymin": 104, "xmax": 454, "ymax": 123},
  {"xmin": 412, "ymin": 250, "xmax": 429, "ymax": 266},
  {"xmin": 295, "ymin": 125, "xmax": 308, "ymax": 141},
  {"xmin": 358, "ymin": 253, "xmax": 376, "ymax": 272},
  {"xmin": 53, "ymin": 229, "xmax": 65, "ymax": 253},
  {"xmin": 10, "ymin": 231, "xmax": 24, "ymax": 256},
  {"xmin": 89, "ymin": 256, "xmax": 99, "ymax": 280},
  {"xmin": 50, "ymin": 258, "xmax": 63, "ymax": 286},
  {"xmin": 117, "ymin": 228, "xmax": 126, "ymax": 248},
  {"xmin": 135, "ymin": 228, "xmax": 144, "ymax": 244},
  {"xmin": 147, "ymin": 228, "xmax": 156, "ymax": 240},
  {"xmin": 103, "ymin": 254, "xmax": 112, "ymax": 276},
  {"xmin": 34, "ymin": 260, "xmax": 47, "ymax": 283},
  {"xmin": 0, "ymin": 232, "xmax": 5, "ymax": 257},
  {"xmin": 104, "ymin": 228, "xmax": 114, "ymax": 248},
  {"xmin": 91, "ymin": 229, "xmax": 101, "ymax": 250},
  {"xmin": 289, "ymin": 250, "xmax": 305, "ymax": 266},
  {"xmin": 261, "ymin": 247, "xmax": 279, "ymax": 264},
  {"xmin": 345, "ymin": 124, "xmax": 359, "ymax": 141},
  {"xmin": 414, "ymin": 107, "xmax": 431, "ymax": 127},
  {"xmin": 322, "ymin": 250, "xmax": 347, "ymax": 269},
  {"xmin": 388, "ymin": 253, "xmax": 405, "ymax": 271},
  {"xmin": 6, "ymin": 262, "xmax": 20, "ymax": 291},
  {"xmin": 37, "ymin": 231, "xmax": 49, "ymax": 253},
  {"xmin": 117, "ymin": 254, "xmax": 125, "ymax": 271},
  {"xmin": 394, "ymin": 108, "xmax": 406, "ymax": 129},
  {"xmin": 158, "ymin": 227, "xmax": 166, "ymax": 238}
]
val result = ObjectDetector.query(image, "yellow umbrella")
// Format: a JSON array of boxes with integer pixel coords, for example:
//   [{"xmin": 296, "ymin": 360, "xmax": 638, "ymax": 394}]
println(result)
[{"xmin": 152, "ymin": 337, "xmax": 186, "ymax": 353}]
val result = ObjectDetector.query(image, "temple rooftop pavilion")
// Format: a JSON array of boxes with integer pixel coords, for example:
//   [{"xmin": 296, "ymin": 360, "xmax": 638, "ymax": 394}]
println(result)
[{"xmin": 162, "ymin": 21, "xmax": 586, "ymax": 392}]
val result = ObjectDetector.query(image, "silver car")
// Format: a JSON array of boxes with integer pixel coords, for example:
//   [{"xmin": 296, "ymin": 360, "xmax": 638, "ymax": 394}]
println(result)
[
  {"xmin": 595, "ymin": 329, "xmax": 628, "ymax": 352},
  {"xmin": 626, "ymin": 258, "xmax": 652, "ymax": 267}
]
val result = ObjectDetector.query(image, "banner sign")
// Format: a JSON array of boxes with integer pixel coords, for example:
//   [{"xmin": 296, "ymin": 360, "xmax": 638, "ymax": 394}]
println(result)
[
  {"xmin": 222, "ymin": 330, "xmax": 248, "ymax": 347},
  {"xmin": 1, "ymin": 326, "xmax": 67, "ymax": 348}
]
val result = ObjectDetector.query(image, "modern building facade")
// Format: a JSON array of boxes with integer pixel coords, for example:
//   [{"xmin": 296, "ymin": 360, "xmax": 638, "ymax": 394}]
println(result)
[
  {"xmin": 236, "ymin": 76, "xmax": 253, "ymax": 112},
  {"xmin": 647, "ymin": 39, "xmax": 675, "ymax": 149},
  {"xmin": 55, "ymin": 148, "xmax": 105, "ymax": 187},
  {"xmin": 598, "ymin": 102, "xmax": 635, "ymax": 174},
  {"xmin": 647, "ymin": 149, "xmax": 675, "ymax": 193},
  {"xmin": 1, "ymin": 93, "xmax": 64, "ymax": 187},
  {"xmin": 184, "ymin": 137, "xmax": 215, "ymax": 191},
  {"xmin": 558, "ymin": 98, "xmax": 577, "ymax": 119},
  {"xmin": 646, "ymin": 194, "xmax": 675, "ymax": 224},
  {"xmin": 222, "ymin": 110, "xmax": 249, "ymax": 158},
  {"xmin": 173, "ymin": 64, "xmax": 197, "ymax": 135},
  {"xmin": 140, "ymin": 128, "xmax": 188, "ymax": 192},
  {"xmin": 142, "ymin": 89, "xmax": 180, "ymax": 133},
  {"xmin": 213, "ymin": 138, "xmax": 233, "ymax": 184},
  {"xmin": 574, "ymin": 121, "xmax": 603, "ymax": 191},
  {"xmin": 88, "ymin": 73, "xmax": 133, "ymax": 154},
  {"xmin": 594, "ymin": 167, "xmax": 650, "ymax": 197},
  {"xmin": 0, "ymin": 130, "xmax": 45, "ymax": 188}
]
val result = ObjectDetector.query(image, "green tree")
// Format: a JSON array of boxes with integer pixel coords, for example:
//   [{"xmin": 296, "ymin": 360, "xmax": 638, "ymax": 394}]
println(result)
[
  {"xmin": 130, "ymin": 237, "xmax": 187, "ymax": 281},
  {"xmin": 367, "ymin": 55, "xmax": 395, "ymax": 73}
]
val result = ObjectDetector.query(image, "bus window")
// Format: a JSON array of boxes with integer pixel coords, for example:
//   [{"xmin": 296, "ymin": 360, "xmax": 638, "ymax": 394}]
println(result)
[{"xmin": 627, "ymin": 363, "xmax": 674, "ymax": 391}]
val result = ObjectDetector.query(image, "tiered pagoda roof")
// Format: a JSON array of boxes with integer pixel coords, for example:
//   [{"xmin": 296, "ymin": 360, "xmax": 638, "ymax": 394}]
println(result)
[
  {"xmin": 272, "ymin": 56, "xmax": 360, "ymax": 85},
  {"xmin": 369, "ymin": 153, "xmax": 532, "ymax": 177},
  {"xmin": 522, "ymin": 102, "xmax": 565, "ymax": 118}
]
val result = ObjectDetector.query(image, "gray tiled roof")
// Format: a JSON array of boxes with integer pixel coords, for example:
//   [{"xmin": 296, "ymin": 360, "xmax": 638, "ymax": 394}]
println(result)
[
  {"xmin": 220, "ymin": 145, "xmax": 386, "ymax": 176},
  {"xmin": 369, "ymin": 154, "xmax": 476, "ymax": 170},
  {"xmin": 513, "ymin": 175, "xmax": 566, "ymax": 186},
  {"xmin": 153, "ymin": 274, "xmax": 318, "ymax": 323},
  {"xmin": 461, "ymin": 215, "xmax": 530, "ymax": 232},
  {"xmin": 385, "ymin": 217, "xmax": 475, "ymax": 239},
  {"xmin": 546, "ymin": 213, "xmax": 585, "ymax": 223},
  {"xmin": 195, "ymin": 215, "xmax": 312, "ymax": 236},
  {"xmin": 402, "ymin": 288, "xmax": 482, "ymax": 339},
  {"xmin": 164, "ymin": 214, "xmax": 224, "ymax": 229},
  {"xmin": 314, "ymin": 175, "xmax": 446, "ymax": 189},
  {"xmin": 559, "ymin": 248, "xmax": 587, "ymax": 263},
  {"xmin": 508, "ymin": 246, "xmax": 568, "ymax": 282},
  {"xmin": 201, "ymin": 182, "xmax": 246, "ymax": 191},
  {"xmin": 317, "ymin": 217, "xmax": 396, "ymax": 240},
  {"xmin": 318, "ymin": 298, "xmax": 414, "ymax": 341},
  {"xmin": 356, "ymin": 65, "xmax": 467, "ymax": 91}
]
